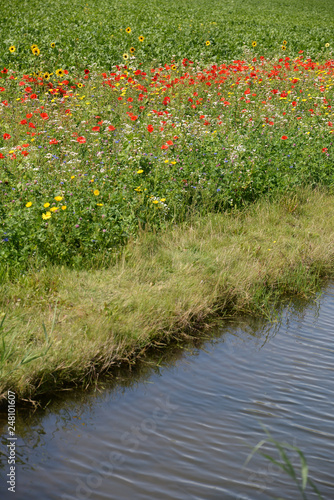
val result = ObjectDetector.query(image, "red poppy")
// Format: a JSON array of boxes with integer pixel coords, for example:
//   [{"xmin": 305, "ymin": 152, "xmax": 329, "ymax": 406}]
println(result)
[
  {"xmin": 20, "ymin": 119, "xmax": 27, "ymax": 125},
  {"xmin": 269, "ymin": 121, "xmax": 274, "ymax": 126},
  {"xmin": 77, "ymin": 136, "xmax": 86, "ymax": 143},
  {"xmin": 49, "ymin": 139, "xmax": 59, "ymax": 144},
  {"xmin": 147, "ymin": 125, "xmax": 154, "ymax": 133},
  {"xmin": 0, "ymin": 153, "xmax": 4, "ymax": 158},
  {"xmin": 1, "ymin": 68, "xmax": 8, "ymax": 74},
  {"xmin": 161, "ymin": 145, "xmax": 168, "ymax": 149},
  {"xmin": 84, "ymin": 69, "xmax": 90, "ymax": 75},
  {"xmin": 21, "ymin": 151, "xmax": 29, "ymax": 156},
  {"xmin": 173, "ymin": 136, "xmax": 178, "ymax": 140},
  {"xmin": 2, "ymin": 100, "xmax": 8, "ymax": 106},
  {"xmin": 25, "ymin": 87, "xmax": 32, "ymax": 93},
  {"xmin": 26, "ymin": 113, "xmax": 33, "ymax": 119},
  {"xmin": 0, "ymin": 87, "xmax": 5, "ymax": 92},
  {"xmin": 117, "ymin": 97, "xmax": 123, "ymax": 101},
  {"xmin": 40, "ymin": 112, "xmax": 49, "ymax": 120},
  {"xmin": 127, "ymin": 97, "xmax": 133, "ymax": 102},
  {"xmin": 281, "ymin": 135, "xmax": 288, "ymax": 140},
  {"xmin": 130, "ymin": 115, "xmax": 138, "ymax": 121},
  {"xmin": 166, "ymin": 140, "xmax": 173, "ymax": 146},
  {"xmin": 322, "ymin": 148, "xmax": 328, "ymax": 153},
  {"xmin": 22, "ymin": 144, "xmax": 29, "ymax": 147},
  {"xmin": 92, "ymin": 126, "xmax": 100, "ymax": 131},
  {"xmin": 3, "ymin": 133, "xmax": 11, "ymax": 140},
  {"xmin": 108, "ymin": 125, "xmax": 116, "ymax": 131},
  {"xmin": 30, "ymin": 94, "xmax": 37, "ymax": 99},
  {"xmin": 292, "ymin": 101, "xmax": 297, "ymax": 106},
  {"xmin": 29, "ymin": 122, "xmax": 36, "ymax": 129},
  {"xmin": 328, "ymin": 122, "xmax": 333, "ymax": 127}
]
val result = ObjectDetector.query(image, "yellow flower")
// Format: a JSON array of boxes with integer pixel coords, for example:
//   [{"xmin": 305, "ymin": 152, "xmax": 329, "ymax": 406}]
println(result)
[
  {"xmin": 281, "ymin": 45, "xmax": 286, "ymax": 50},
  {"xmin": 55, "ymin": 68, "xmax": 64, "ymax": 78},
  {"xmin": 54, "ymin": 196, "xmax": 63, "ymax": 202},
  {"xmin": 171, "ymin": 65, "xmax": 176, "ymax": 70},
  {"xmin": 97, "ymin": 203, "xmax": 103, "ymax": 206},
  {"xmin": 130, "ymin": 47, "xmax": 135, "ymax": 54},
  {"xmin": 32, "ymin": 47, "xmax": 40, "ymax": 56},
  {"xmin": 43, "ymin": 72, "xmax": 51, "ymax": 80},
  {"xmin": 126, "ymin": 27, "xmax": 131, "ymax": 34},
  {"xmin": 139, "ymin": 36, "xmax": 144, "ymax": 42},
  {"xmin": 283, "ymin": 40, "xmax": 287, "ymax": 45},
  {"xmin": 77, "ymin": 82, "xmax": 83, "ymax": 88},
  {"xmin": 44, "ymin": 202, "xmax": 50, "ymax": 208},
  {"xmin": 123, "ymin": 53, "xmax": 129, "ymax": 60},
  {"xmin": 94, "ymin": 189, "xmax": 100, "ymax": 196},
  {"xmin": 171, "ymin": 161, "xmax": 176, "ymax": 165},
  {"xmin": 42, "ymin": 211, "xmax": 51, "ymax": 220},
  {"xmin": 51, "ymin": 42, "xmax": 56, "ymax": 48},
  {"xmin": 152, "ymin": 200, "xmax": 159, "ymax": 204},
  {"xmin": 205, "ymin": 41, "xmax": 210, "ymax": 46},
  {"xmin": 325, "ymin": 43, "xmax": 330, "ymax": 48},
  {"xmin": 26, "ymin": 202, "xmax": 32, "ymax": 207},
  {"xmin": 61, "ymin": 205, "xmax": 67, "ymax": 210},
  {"xmin": 31, "ymin": 44, "xmax": 38, "ymax": 50},
  {"xmin": 137, "ymin": 169, "xmax": 143, "ymax": 174},
  {"xmin": 252, "ymin": 41, "xmax": 257, "ymax": 47},
  {"xmin": 71, "ymin": 175, "xmax": 76, "ymax": 179},
  {"xmin": 50, "ymin": 207, "xmax": 59, "ymax": 212},
  {"xmin": 160, "ymin": 198, "xmax": 166, "ymax": 202},
  {"xmin": 9, "ymin": 46, "xmax": 16, "ymax": 53}
]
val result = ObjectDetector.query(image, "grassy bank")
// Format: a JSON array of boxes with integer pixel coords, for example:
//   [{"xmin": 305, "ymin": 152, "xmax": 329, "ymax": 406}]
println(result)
[{"xmin": 1, "ymin": 186, "xmax": 334, "ymax": 405}]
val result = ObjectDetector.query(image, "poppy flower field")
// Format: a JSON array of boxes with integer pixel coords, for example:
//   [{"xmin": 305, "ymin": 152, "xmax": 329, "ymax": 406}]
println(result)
[{"xmin": 1, "ymin": 0, "xmax": 334, "ymax": 268}]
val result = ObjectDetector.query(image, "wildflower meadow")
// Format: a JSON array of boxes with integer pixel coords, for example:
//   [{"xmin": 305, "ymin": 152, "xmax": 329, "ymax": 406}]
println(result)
[{"xmin": 1, "ymin": 0, "xmax": 334, "ymax": 270}]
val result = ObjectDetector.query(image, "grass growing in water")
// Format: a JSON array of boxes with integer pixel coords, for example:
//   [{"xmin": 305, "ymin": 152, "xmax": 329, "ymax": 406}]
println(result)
[{"xmin": 247, "ymin": 426, "xmax": 324, "ymax": 499}]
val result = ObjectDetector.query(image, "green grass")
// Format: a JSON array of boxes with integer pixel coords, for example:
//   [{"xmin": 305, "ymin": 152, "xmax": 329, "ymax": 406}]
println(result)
[
  {"xmin": 1, "ymin": 187, "xmax": 334, "ymax": 404},
  {"xmin": 247, "ymin": 426, "xmax": 324, "ymax": 499}
]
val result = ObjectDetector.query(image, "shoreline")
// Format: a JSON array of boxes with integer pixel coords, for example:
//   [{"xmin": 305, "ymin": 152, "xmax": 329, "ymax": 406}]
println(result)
[{"xmin": 1, "ymin": 186, "xmax": 334, "ymax": 408}]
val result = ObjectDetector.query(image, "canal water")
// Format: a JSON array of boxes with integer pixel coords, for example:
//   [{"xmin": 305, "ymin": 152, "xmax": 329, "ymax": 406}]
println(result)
[{"xmin": 1, "ymin": 285, "xmax": 334, "ymax": 500}]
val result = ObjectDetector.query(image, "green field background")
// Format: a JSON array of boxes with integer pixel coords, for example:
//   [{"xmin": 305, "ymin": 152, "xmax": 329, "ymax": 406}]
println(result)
[{"xmin": 2, "ymin": 0, "xmax": 334, "ymax": 71}]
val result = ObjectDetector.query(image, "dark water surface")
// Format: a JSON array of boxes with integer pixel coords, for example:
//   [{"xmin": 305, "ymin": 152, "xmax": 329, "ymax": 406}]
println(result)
[{"xmin": 1, "ymin": 285, "xmax": 334, "ymax": 500}]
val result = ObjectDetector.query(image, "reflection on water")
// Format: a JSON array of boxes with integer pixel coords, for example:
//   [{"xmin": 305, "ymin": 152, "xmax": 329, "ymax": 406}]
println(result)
[{"xmin": 1, "ymin": 286, "xmax": 334, "ymax": 500}]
